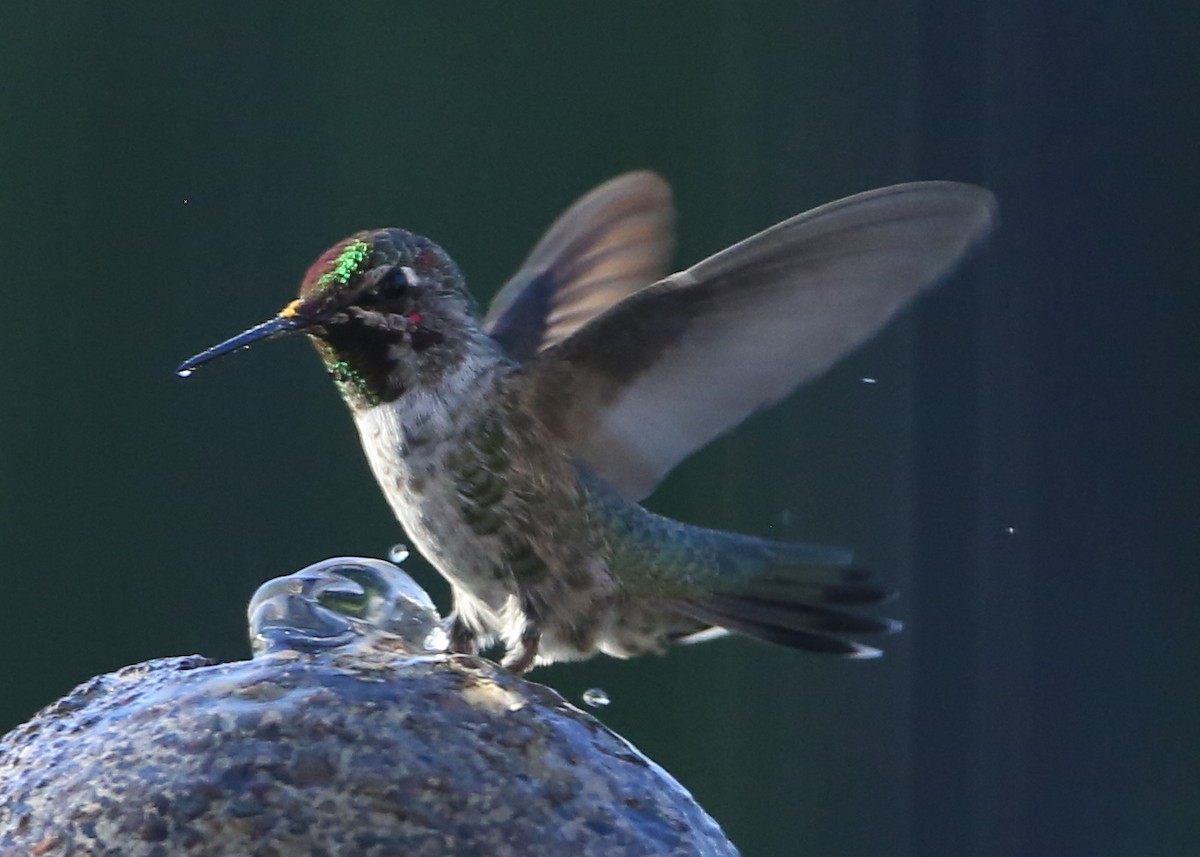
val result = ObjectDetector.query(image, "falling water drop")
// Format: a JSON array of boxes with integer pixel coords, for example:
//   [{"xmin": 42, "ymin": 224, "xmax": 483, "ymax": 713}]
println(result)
[
  {"xmin": 388, "ymin": 544, "xmax": 410, "ymax": 564},
  {"xmin": 581, "ymin": 688, "xmax": 611, "ymax": 708},
  {"xmin": 177, "ymin": 368, "xmax": 194, "ymax": 379},
  {"xmin": 861, "ymin": 377, "xmax": 878, "ymax": 385}
]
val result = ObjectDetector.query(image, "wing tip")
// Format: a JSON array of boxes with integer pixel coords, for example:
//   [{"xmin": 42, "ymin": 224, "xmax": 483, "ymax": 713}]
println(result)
[
  {"xmin": 871, "ymin": 180, "xmax": 999, "ymax": 241},
  {"xmin": 603, "ymin": 169, "xmax": 673, "ymax": 202}
]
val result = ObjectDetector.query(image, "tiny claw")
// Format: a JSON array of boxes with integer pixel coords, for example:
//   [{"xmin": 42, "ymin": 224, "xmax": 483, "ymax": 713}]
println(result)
[
  {"xmin": 446, "ymin": 613, "xmax": 479, "ymax": 655},
  {"xmin": 501, "ymin": 625, "xmax": 541, "ymax": 674}
]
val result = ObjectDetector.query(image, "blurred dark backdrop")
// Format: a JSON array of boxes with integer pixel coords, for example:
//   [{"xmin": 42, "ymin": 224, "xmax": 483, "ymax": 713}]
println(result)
[{"xmin": 1, "ymin": 3, "xmax": 1195, "ymax": 855}]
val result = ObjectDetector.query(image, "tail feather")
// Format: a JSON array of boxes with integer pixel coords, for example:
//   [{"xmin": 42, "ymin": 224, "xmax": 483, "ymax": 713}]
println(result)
[
  {"xmin": 678, "ymin": 601, "xmax": 885, "ymax": 659},
  {"xmin": 742, "ymin": 575, "xmax": 892, "ymax": 606},
  {"xmin": 678, "ymin": 537, "xmax": 900, "ymax": 658},
  {"xmin": 702, "ymin": 592, "xmax": 900, "ymax": 636}
]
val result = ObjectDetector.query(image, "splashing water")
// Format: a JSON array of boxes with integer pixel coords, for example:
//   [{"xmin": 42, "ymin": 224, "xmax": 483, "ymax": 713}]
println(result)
[
  {"xmin": 247, "ymin": 557, "xmax": 448, "ymax": 657},
  {"xmin": 177, "ymin": 368, "xmax": 194, "ymax": 378},
  {"xmin": 423, "ymin": 624, "xmax": 451, "ymax": 653},
  {"xmin": 582, "ymin": 688, "xmax": 611, "ymax": 708}
]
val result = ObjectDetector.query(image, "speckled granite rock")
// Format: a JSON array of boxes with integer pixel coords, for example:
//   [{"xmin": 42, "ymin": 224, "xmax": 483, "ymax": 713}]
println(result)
[{"xmin": 0, "ymin": 559, "xmax": 738, "ymax": 856}]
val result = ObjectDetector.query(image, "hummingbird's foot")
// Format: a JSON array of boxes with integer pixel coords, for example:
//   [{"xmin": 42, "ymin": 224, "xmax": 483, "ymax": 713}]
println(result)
[
  {"xmin": 501, "ymin": 624, "xmax": 541, "ymax": 674},
  {"xmin": 445, "ymin": 613, "xmax": 479, "ymax": 655}
]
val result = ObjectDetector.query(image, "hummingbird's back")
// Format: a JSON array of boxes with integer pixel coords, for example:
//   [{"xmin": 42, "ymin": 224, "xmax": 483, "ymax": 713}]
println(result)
[{"xmin": 581, "ymin": 473, "xmax": 896, "ymax": 659}]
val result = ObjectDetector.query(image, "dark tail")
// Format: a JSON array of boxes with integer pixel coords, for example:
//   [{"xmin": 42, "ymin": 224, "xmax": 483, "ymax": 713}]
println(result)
[{"xmin": 674, "ymin": 537, "xmax": 900, "ymax": 659}]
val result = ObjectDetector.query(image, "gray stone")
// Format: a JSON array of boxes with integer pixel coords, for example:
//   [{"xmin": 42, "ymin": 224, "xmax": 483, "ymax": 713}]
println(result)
[{"xmin": 0, "ymin": 558, "xmax": 737, "ymax": 856}]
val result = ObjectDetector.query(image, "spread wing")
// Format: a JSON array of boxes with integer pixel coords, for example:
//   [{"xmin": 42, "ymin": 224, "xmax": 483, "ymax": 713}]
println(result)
[
  {"xmin": 483, "ymin": 171, "xmax": 674, "ymax": 362},
  {"xmin": 525, "ymin": 181, "xmax": 997, "ymax": 500}
]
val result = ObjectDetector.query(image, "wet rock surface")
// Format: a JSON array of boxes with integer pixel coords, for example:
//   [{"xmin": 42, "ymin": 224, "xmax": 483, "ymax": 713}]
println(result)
[{"xmin": 0, "ymin": 559, "xmax": 738, "ymax": 856}]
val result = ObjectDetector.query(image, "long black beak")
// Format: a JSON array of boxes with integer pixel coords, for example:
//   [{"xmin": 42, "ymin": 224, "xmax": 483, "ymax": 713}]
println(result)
[{"xmin": 177, "ymin": 313, "xmax": 308, "ymax": 377}]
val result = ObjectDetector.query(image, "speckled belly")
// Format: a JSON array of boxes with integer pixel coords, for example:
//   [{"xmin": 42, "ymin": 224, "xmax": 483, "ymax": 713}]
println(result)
[
  {"xmin": 352, "ymin": 401, "xmax": 685, "ymax": 664},
  {"xmin": 356, "ymin": 425, "xmax": 517, "ymax": 615}
]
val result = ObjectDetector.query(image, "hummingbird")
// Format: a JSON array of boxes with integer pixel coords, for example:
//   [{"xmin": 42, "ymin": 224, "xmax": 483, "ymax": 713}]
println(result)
[{"xmin": 179, "ymin": 172, "xmax": 995, "ymax": 672}]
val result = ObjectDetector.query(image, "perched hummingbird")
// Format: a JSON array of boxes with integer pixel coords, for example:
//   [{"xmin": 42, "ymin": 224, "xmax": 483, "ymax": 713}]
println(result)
[{"xmin": 180, "ymin": 172, "xmax": 995, "ymax": 672}]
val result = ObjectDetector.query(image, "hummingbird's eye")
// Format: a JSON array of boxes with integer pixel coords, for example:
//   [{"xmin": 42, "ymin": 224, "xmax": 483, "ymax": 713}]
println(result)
[{"xmin": 377, "ymin": 267, "xmax": 411, "ymax": 299}]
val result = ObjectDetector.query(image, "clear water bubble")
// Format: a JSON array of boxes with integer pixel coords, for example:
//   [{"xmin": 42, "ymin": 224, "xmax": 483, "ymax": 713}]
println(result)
[
  {"xmin": 177, "ymin": 368, "xmax": 194, "ymax": 379},
  {"xmin": 248, "ymin": 557, "xmax": 447, "ymax": 657},
  {"xmin": 247, "ymin": 572, "xmax": 359, "ymax": 655},
  {"xmin": 388, "ymin": 543, "xmax": 410, "ymax": 564},
  {"xmin": 581, "ymin": 688, "xmax": 611, "ymax": 708}
]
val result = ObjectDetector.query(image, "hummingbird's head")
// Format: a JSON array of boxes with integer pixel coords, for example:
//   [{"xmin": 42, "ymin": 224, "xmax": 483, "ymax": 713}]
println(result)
[{"xmin": 179, "ymin": 228, "xmax": 490, "ymax": 410}]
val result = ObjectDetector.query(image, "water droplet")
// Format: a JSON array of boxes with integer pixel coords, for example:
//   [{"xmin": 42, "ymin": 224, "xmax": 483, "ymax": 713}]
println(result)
[
  {"xmin": 423, "ymin": 625, "xmax": 451, "ymax": 653},
  {"xmin": 388, "ymin": 543, "xmax": 410, "ymax": 564},
  {"xmin": 177, "ymin": 368, "xmax": 194, "ymax": 379},
  {"xmin": 182, "ymin": 198, "xmax": 189, "ymax": 205},
  {"xmin": 861, "ymin": 377, "xmax": 878, "ymax": 385},
  {"xmin": 1005, "ymin": 526, "xmax": 1016, "ymax": 535},
  {"xmin": 581, "ymin": 688, "xmax": 611, "ymax": 708}
]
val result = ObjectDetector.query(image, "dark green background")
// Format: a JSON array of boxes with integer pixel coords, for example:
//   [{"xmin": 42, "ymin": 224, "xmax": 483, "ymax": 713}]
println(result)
[{"xmin": 1, "ymin": 3, "xmax": 1195, "ymax": 855}]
